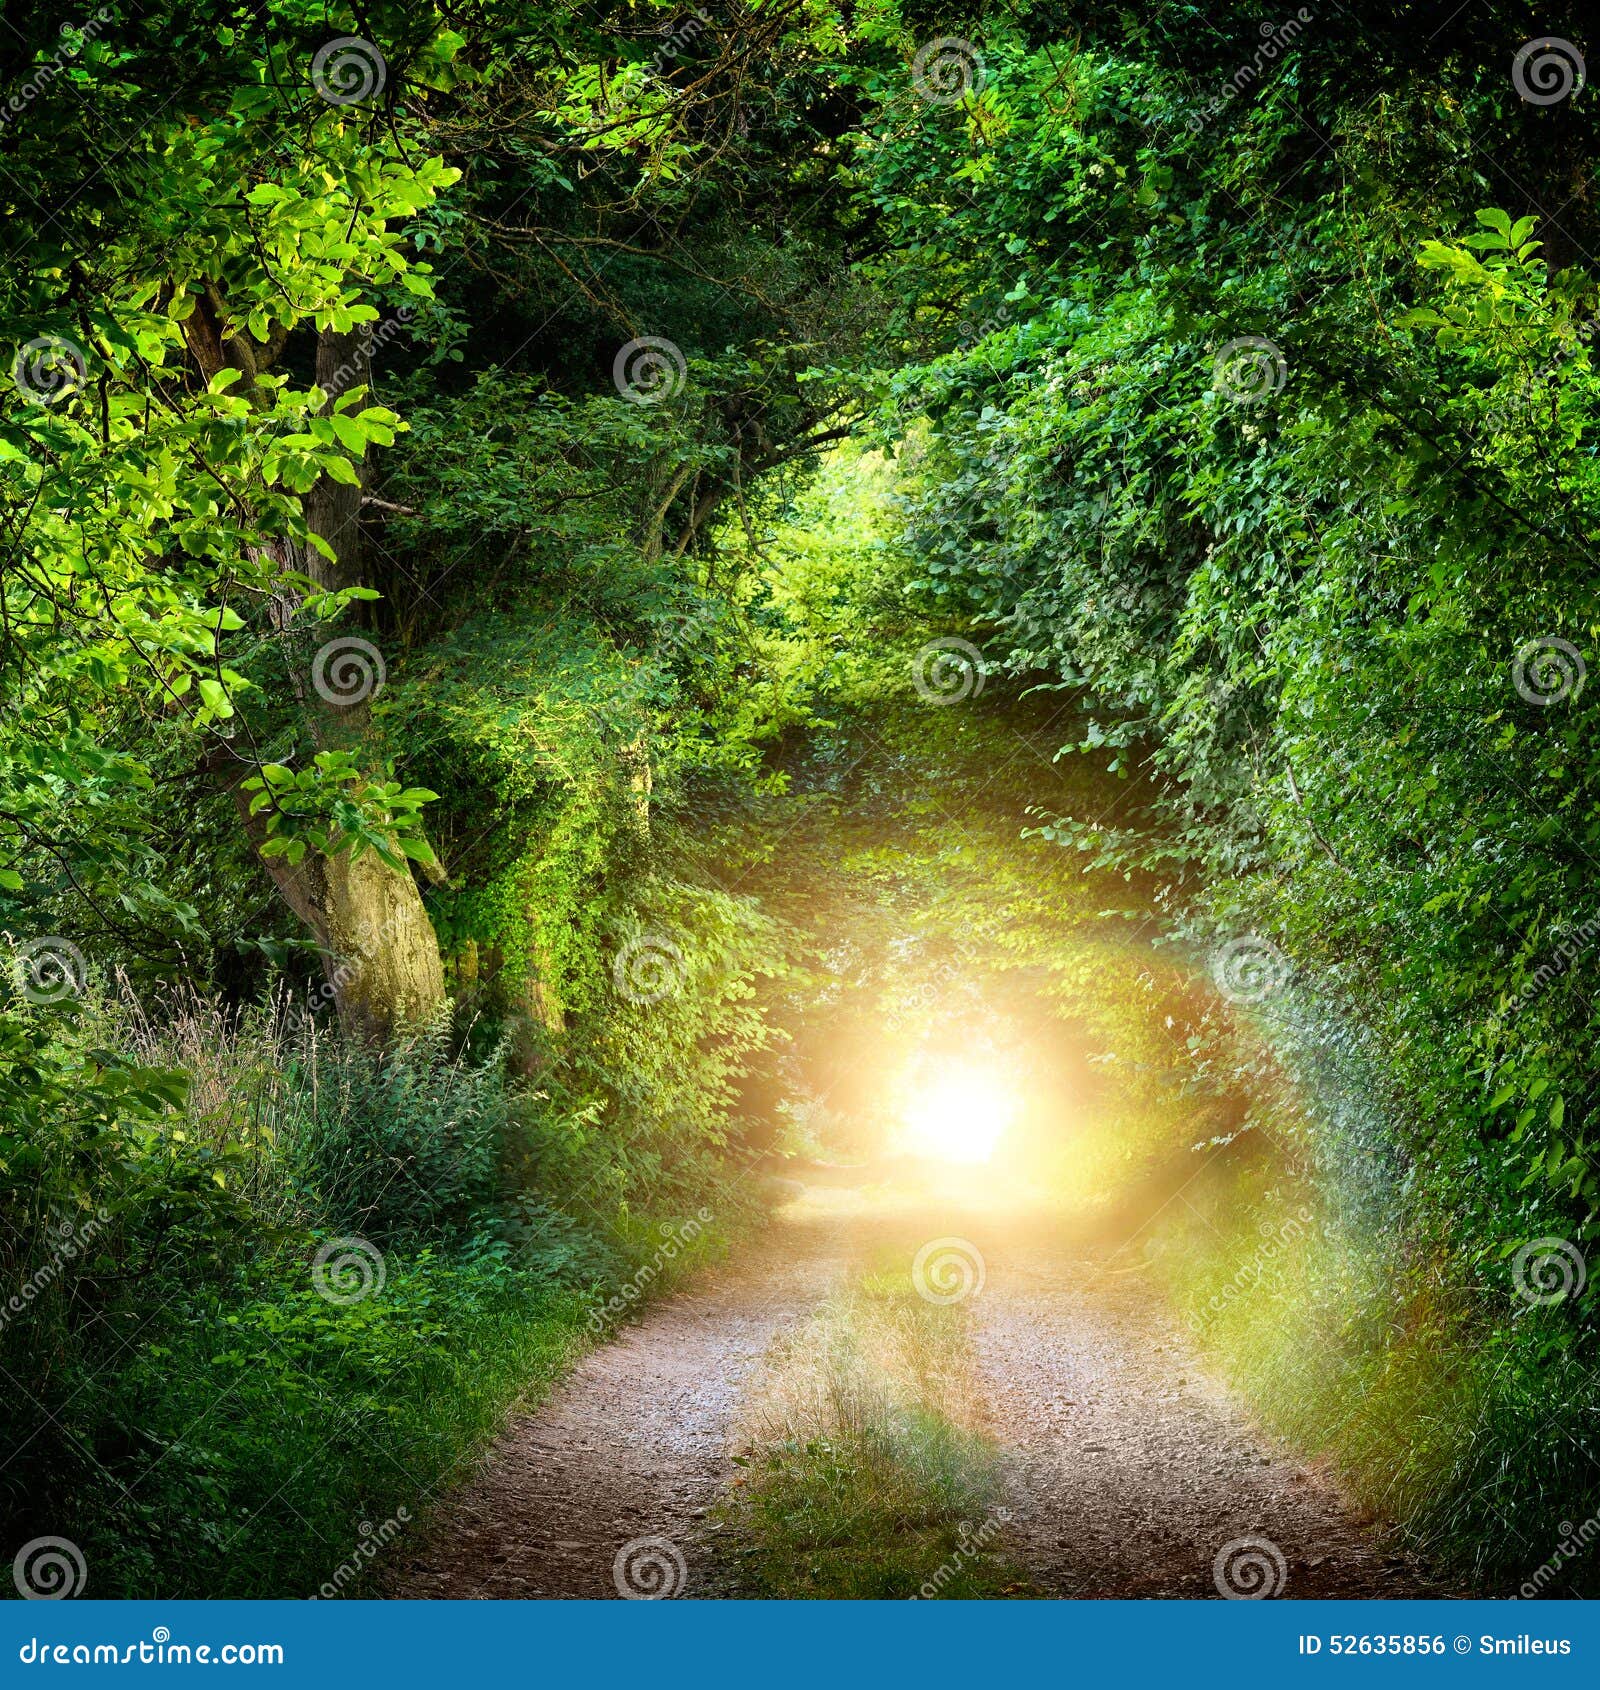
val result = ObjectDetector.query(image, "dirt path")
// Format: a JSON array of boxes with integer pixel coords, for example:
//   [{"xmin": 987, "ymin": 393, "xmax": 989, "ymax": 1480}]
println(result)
[
  {"xmin": 391, "ymin": 1203, "xmax": 859, "ymax": 1599},
  {"xmin": 972, "ymin": 1232, "xmax": 1443, "ymax": 1598},
  {"xmin": 392, "ymin": 1194, "xmax": 1441, "ymax": 1600}
]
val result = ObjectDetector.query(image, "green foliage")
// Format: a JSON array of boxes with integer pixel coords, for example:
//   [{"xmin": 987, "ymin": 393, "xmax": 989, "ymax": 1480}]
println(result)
[
  {"xmin": 1159, "ymin": 1162, "xmax": 1600, "ymax": 1593},
  {"xmin": 858, "ymin": 10, "xmax": 1600, "ymax": 1264},
  {"xmin": 244, "ymin": 755, "xmax": 439, "ymax": 871},
  {"xmin": 9, "ymin": 0, "xmax": 1600, "ymax": 1602},
  {"xmin": 89, "ymin": 1262, "xmax": 593, "ymax": 1600},
  {"xmin": 842, "ymin": 0, "xmax": 1600, "ymax": 1579},
  {"xmin": 1, "ymin": 4, "xmax": 877, "ymax": 1596}
]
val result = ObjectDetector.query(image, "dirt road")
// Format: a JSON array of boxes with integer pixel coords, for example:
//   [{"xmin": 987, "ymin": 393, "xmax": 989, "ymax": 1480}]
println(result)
[
  {"xmin": 391, "ymin": 1192, "xmax": 1440, "ymax": 1600},
  {"xmin": 973, "ymin": 1233, "xmax": 1441, "ymax": 1598},
  {"xmin": 390, "ymin": 1201, "xmax": 856, "ymax": 1598}
]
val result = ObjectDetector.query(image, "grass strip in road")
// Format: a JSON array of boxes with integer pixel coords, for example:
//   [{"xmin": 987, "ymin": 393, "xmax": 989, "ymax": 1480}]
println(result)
[{"xmin": 719, "ymin": 1262, "xmax": 1032, "ymax": 1598}]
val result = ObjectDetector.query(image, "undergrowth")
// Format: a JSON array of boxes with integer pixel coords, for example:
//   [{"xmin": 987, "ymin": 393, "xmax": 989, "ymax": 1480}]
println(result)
[{"xmin": 0, "ymin": 989, "xmax": 743, "ymax": 1599}]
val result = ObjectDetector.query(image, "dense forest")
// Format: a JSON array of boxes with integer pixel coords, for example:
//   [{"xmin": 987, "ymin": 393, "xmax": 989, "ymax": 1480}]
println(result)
[{"xmin": 3, "ymin": 0, "xmax": 1599, "ymax": 1600}]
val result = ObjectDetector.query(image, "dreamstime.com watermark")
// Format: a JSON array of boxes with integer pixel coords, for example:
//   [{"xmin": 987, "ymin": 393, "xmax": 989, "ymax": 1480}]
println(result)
[
  {"xmin": 11, "ymin": 334, "xmax": 87, "ymax": 406},
  {"xmin": 310, "ymin": 634, "xmax": 386, "ymax": 707},
  {"xmin": 1512, "ymin": 38, "xmax": 1584, "ymax": 106},
  {"xmin": 612, "ymin": 931, "xmax": 687, "ymax": 1004},
  {"xmin": 1475, "ymin": 309, "xmax": 1600, "ymax": 443},
  {"xmin": 912, "ymin": 637, "xmax": 987, "ymax": 704},
  {"xmin": 1214, "ymin": 1533, "xmax": 1289, "ymax": 1598},
  {"xmin": 1511, "ymin": 910, "xmax": 1600, "ymax": 1011},
  {"xmin": 912, "ymin": 1237, "xmax": 986, "ymax": 1305},
  {"xmin": 1210, "ymin": 933, "xmax": 1291, "ymax": 1002},
  {"xmin": 613, "ymin": 1535, "xmax": 687, "ymax": 1598},
  {"xmin": 1213, "ymin": 335, "xmax": 1289, "ymax": 403},
  {"xmin": 614, "ymin": 336, "xmax": 688, "ymax": 404},
  {"xmin": 1, "ymin": 10, "xmax": 113, "ymax": 129},
  {"xmin": 613, "ymin": 604, "xmax": 721, "ymax": 715},
  {"xmin": 311, "ymin": 36, "xmax": 386, "ymax": 105},
  {"xmin": 958, "ymin": 299, "xmax": 1016, "ymax": 349},
  {"xmin": 1512, "ymin": 636, "xmax": 1585, "ymax": 707},
  {"xmin": 1188, "ymin": 12, "xmax": 1313, "ymax": 132},
  {"xmin": 1510, "ymin": 1237, "xmax": 1586, "ymax": 1307},
  {"xmin": 5, "ymin": 935, "xmax": 88, "ymax": 1005},
  {"xmin": 17, "ymin": 1630, "xmax": 283, "ymax": 1665},
  {"xmin": 648, "ymin": 5, "xmax": 711, "ymax": 75},
  {"xmin": 912, "ymin": 37, "xmax": 985, "ymax": 105},
  {"xmin": 309, "ymin": 1509, "xmax": 410, "ymax": 1598},
  {"xmin": 882, "ymin": 950, "xmax": 977, "ymax": 1033},
  {"xmin": 13, "ymin": 1537, "xmax": 87, "ymax": 1599},
  {"xmin": 311, "ymin": 1236, "xmax": 387, "ymax": 1305},
  {"xmin": 320, "ymin": 306, "xmax": 415, "ymax": 402},
  {"xmin": 909, "ymin": 1508, "xmax": 1012, "ymax": 1598},
  {"xmin": 2, "ymin": 1210, "xmax": 111, "ymax": 1332},
  {"xmin": 1511, "ymin": 1512, "xmax": 1600, "ymax": 1598},
  {"xmin": 588, "ymin": 1209, "xmax": 714, "ymax": 1333},
  {"xmin": 281, "ymin": 900, "xmax": 424, "ymax": 1035}
]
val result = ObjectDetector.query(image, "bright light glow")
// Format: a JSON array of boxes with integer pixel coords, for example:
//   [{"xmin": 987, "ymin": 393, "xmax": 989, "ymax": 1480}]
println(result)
[{"xmin": 899, "ymin": 1058, "xmax": 1019, "ymax": 1164}]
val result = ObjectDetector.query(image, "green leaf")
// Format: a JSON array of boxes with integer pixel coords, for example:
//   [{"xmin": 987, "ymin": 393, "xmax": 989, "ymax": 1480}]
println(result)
[
  {"xmin": 321, "ymin": 454, "xmax": 360, "ymax": 486},
  {"xmin": 197, "ymin": 677, "xmax": 232, "ymax": 717}
]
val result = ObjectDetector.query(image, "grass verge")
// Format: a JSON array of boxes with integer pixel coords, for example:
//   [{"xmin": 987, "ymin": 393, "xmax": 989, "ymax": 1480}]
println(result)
[
  {"xmin": 1156, "ymin": 1180, "xmax": 1600, "ymax": 1596},
  {"xmin": 33, "ymin": 1221, "xmax": 735, "ymax": 1599},
  {"xmin": 2, "ymin": 989, "xmax": 747, "ymax": 1598}
]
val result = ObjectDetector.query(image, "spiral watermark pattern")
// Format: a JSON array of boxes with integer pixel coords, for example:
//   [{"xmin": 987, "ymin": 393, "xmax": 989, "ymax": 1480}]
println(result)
[
  {"xmin": 912, "ymin": 37, "xmax": 986, "ymax": 105},
  {"xmin": 1212, "ymin": 335, "xmax": 1288, "ymax": 403},
  {"xmin": 1210, "ymin": 935, "xmax": 1290, "ymax": 1003},
  {"xmin": 612, "ymin": 1535, "xmax": 687, "ymax": 1599},
  {"xmin": 13, "ymin": 334, "xmax": 86, "ymax": 406},
  {"xmin": 912, "ymin": 1237, "xmax": 986, "ymax": 1305},
  {"xmin": 316, "ymin": 1509, "xmax": 411, "ymax": 1599},
  {"xmin": 1, "ymin": 10, "xmax": 115, "ymax": 131},
  {"xmin": 13, "ymin": 1536, "xmax": 87, "ymax": 1599},
  {"xmin": 613, "ymin": 336, "xmax": 688, "ymax": 405},
  {"xmin": 1511, "ymin": 1237, "xmax": 1587, "ymax": 1306},
  {"xmin": 311, "ymin": 636, "xmax": 386, "ymax": 707},
  {"xmin": 912, "ymin": 637, "xmax": 987, "ymax": 705},
  {"xmin": 1213, "ymin": 1534, "xmax": 1287, "ymax": 1598},
  {"xmin": 1512, "ymin": 38, "xmax": 1585, "ymax": 106},
  {"xmin": 312, "ymin": 36, "xmax": 388, "ymax": 105},
  {"xmin": 312, "ymin": 1236, "xmax": 387, "ymax": 1305},
  {"xmin": 1512, "ymin": 636, "xmax": 1585, "ymax": 706},
  {"xmin": 11, "ymin": 937, "xmax": 87, "ymax": 1006},
  {"xmin": 612, "ymin": 933, "xmax": 687, "ymax": 1005}
]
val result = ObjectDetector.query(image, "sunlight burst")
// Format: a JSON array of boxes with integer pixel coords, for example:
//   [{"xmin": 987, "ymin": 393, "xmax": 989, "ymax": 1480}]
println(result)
[{"xmin": 900, "ymin": 1058, "xmax": 1019, "ymax": 1164}]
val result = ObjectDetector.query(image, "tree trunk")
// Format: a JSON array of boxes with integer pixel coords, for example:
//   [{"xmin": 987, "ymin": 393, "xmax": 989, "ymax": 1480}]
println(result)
[
  {"xmin": 223, "ymin": 765, "xmax": 444, "ymax": 1044},
  {"xmin": 296, "ymin": 326, "xmax": 446, "ymax": 1042},
  {"xmin": 619, "ymin": 735, "xmax": 653, "ymax": 842},
  {"xmin": 506, "ymin": 930, "xmax": 566, "ymax": 1078},
  {"xmin": 189, "ymin": 301, "xmax": 446, "ymax": 1044}
]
